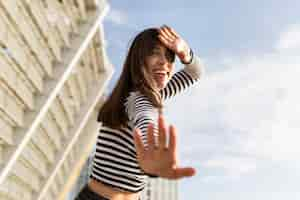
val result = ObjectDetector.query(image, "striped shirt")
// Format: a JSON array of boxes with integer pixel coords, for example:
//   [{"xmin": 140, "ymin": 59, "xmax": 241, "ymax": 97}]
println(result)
[{"xmin": 90, "ymin": 55, "xmax": 204, "ymax": 192}]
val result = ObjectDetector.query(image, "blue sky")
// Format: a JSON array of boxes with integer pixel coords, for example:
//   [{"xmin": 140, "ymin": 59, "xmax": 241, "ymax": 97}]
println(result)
[{"xmin": 102, "ymin": 1, "xmax": 300, "ymax": 199}]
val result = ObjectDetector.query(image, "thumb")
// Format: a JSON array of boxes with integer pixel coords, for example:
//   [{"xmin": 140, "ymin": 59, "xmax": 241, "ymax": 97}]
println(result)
[{"xmin": 172, "ymin": 167, "xmax": 196, "ymax": 180}]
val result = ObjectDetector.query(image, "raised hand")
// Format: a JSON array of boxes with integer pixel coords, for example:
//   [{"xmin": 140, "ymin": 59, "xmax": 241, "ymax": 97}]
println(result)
[
  {"xmin": 133, "ymin": 115, "xmax": 196, "ymax": 180},
  {"xmin": 158, "ymin": 25, "xmax": 192, "ymax": 64}
]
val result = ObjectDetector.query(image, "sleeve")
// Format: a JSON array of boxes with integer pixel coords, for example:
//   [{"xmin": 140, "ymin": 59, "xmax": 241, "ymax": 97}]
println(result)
[
  {"xmin": 127, "ymin": 94, "xmax": 158, "ymax": 146},
  {"xmin": 125, "ymin": 92, "xmax": 159, "ymax": 178},
  {"xmin": 160, "ymin": 54, "xmax": 204, "ymax": 100}
]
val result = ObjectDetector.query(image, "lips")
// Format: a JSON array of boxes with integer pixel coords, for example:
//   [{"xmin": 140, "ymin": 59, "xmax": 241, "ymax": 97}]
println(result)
[
  {"xmin": 154, "ymin": 73, "xmax": 167, "ymax": 80},
  {"xmin": 153, "ymin": 71, "xmax": 168, "ymax": 87},
  {"xmin": 153, "ymin": 70, "xmax": 169, "ymax": 77},
  {"xmin": 151, "ymin": 68, "xmax": 170, "ymax": 89}
]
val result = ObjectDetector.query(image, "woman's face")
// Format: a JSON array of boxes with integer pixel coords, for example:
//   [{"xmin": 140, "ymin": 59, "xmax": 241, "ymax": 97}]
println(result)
[{"xmin": 145, "ymin": 44, "xmax": 175, "ymax": 90}]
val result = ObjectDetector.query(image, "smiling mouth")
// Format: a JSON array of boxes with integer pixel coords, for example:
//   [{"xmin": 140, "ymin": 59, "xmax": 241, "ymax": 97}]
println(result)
[
  {"xmin": 154, "ymin": 73, "xmax": 167, "ymax": 78},
  {"xmin": 153, "ymin": 71, "xmax": 169, "ymax": 77},
  {"xmin": 153, "ymin": 72, "xmax": 169, "ymax": 87}
]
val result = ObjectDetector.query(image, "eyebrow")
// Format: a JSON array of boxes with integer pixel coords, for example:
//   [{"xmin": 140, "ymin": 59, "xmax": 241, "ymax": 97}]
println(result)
[{"xmin": 153, "ymin": 45, "xmax": 165, "ymax": 52}]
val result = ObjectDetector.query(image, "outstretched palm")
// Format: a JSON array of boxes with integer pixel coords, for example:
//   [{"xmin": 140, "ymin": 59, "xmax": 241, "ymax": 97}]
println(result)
[
  {"xmin": 158, "ymin": 25, "xmax": 191, "ymax": 63},
  {"xmin": 134, "ymin": 115, "xmax": 196, "ymax": 180}
]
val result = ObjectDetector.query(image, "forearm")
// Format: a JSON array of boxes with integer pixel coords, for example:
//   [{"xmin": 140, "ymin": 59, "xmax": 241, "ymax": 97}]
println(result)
[
  {"xmin": 160, "ymin": 53, "xmax": 204, "ymax": 100},
  {"xmin": 182, "ymin": 53, "xmax": 205, "ymax": 80}
]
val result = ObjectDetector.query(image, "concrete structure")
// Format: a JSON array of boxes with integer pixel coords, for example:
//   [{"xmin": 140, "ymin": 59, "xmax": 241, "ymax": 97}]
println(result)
[
  {"xmin": 140, "ymin": 178, "xmax": 178, "ymax": 200},
  {"xmin": 0, "ymin": 1, "xmax": 179, "ymax": 199},
  {"xmin": 0, "ymin": 0, "xmax": 113, "ymax": 199}
]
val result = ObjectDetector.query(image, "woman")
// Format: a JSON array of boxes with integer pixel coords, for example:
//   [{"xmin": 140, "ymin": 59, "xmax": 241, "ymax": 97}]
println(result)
[{"xmin": 75, "ymin": 25, "xmax": 204, "ymax": 200}]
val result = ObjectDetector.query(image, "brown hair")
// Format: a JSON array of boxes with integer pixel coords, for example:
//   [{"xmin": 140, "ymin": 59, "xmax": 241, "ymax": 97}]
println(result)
[{"xmin": 97, "ymin": 28, "xmax": 175, "ymax": 128}]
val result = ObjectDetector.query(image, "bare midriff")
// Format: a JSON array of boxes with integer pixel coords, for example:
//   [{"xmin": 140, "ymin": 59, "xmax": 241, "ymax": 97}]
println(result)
[{"xmin": 88, "ymin": 179, "xmax": 140, "ymax": 200}]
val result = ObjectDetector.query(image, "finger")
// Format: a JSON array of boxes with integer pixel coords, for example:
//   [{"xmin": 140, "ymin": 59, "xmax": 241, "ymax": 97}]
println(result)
[
  {"xmin": 159, "ymin": 33, "xmax": 174, "ymax": 46},
  {"xmin": 158, "ymin": 28, "xmax": 174, "ymax": 43},
  {"xmin": 158, "ymin": 115, "xmax": 167, "ymax": 150},
  {"xmin": 158, "ymin": 34, "xmax": 169, "ymax": 44},
  {"xmin": 169, "ymin": 125, "xmax": 177, "ymax": 154},
  {"xmin": 160, "ymin": 27, "xmax": 176, "ymax": 42},
  {"xmin": 165, "ymin": 25, "xmax": 180, "ymax": 39},
  {"xmin": 173, "ymin": 167, "xmax": 196, "ymax": 179},
  {"xmin": 133, "ymin": 128, "xmax": 145, "ymax": 159},
  {"xmin": 161, "ymin": 26, "xmax": 176, "ymax": 41},
  {"xmin": 158, "ymin": 35, "xmax": 172, "ymax": 49},
  {"xmin": 147, "ymin": 123, "xmax": 155, "ymax": 151}
]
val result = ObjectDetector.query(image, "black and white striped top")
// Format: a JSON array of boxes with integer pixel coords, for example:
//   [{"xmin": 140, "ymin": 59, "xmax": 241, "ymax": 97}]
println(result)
[{"xmin": 90, "ymin": 55, "xmax": 204, "ymax": 192}]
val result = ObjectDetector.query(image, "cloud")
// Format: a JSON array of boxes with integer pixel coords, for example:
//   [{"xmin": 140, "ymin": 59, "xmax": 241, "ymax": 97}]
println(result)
[
  {"xmin": 165, "ymin": 23, "xmax": 300, "ymax": 180},
  {"xmin": 105, "ymin": 8, "xmax": 129, "ymax": 25},
  {"xmin": 202, "ymin": 156, "xmax": 257, "ymax": 178},
  {"xmin": 275, "ymin": 24, "xmax": 300, "ymax": 51}
]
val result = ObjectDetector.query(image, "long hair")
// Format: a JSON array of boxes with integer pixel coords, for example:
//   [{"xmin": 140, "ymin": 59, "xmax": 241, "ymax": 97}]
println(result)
[{"xmin": 97, "ymin": 28, "xmax": 175, "ymax": 129}]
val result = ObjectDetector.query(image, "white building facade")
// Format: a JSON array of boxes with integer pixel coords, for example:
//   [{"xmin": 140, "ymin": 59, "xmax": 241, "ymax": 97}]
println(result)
[
  {"xmin": 0, "ymin": 0, "xmax": 113, "ymax": 199},
  {"xmin": 140, "ymin": 178, "xmax": 179, "ymax": 200},
  {"xmin": 0, "ymin": 0, "xmax": 179, "ymax": 199}
]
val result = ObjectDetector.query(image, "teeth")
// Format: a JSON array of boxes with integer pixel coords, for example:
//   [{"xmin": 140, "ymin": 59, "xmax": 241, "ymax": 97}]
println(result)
[{"xmin": 155, "ymin": 72, "xmax": 166, "ymax": 75}]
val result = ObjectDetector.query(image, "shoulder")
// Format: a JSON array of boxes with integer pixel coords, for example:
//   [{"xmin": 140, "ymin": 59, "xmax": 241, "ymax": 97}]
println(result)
[
  {"xmin": 125, "ymin": 91, "xmax": 157, "ymax": 120},
  {"xmin": 125, "ymin": 91, "xmax": 152, "ymax": 108}
]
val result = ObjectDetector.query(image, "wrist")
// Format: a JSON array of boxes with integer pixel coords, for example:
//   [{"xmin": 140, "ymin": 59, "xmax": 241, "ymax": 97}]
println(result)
[
  {"xmin": 180, "ymin": 48, "xmax": 193, "ymax": 65},
  {"xmin": 142, "ymin": 168, "xmax": 158, "ymax": 177}
]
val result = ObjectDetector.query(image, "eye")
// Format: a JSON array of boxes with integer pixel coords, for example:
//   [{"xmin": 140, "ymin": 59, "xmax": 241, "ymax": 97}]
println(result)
[
  {"xmin": 151, "ymin": 49, "xmax": 161, "ymax": 56},
  {"xmin": 165, "ymin": 50, "xmax": 175, "ymax": 63}
]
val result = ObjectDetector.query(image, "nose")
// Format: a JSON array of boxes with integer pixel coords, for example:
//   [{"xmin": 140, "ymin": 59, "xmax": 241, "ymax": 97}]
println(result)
[{"xmin": 158, "ymin": 54, "xmax": 168, "ymax": 65}]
